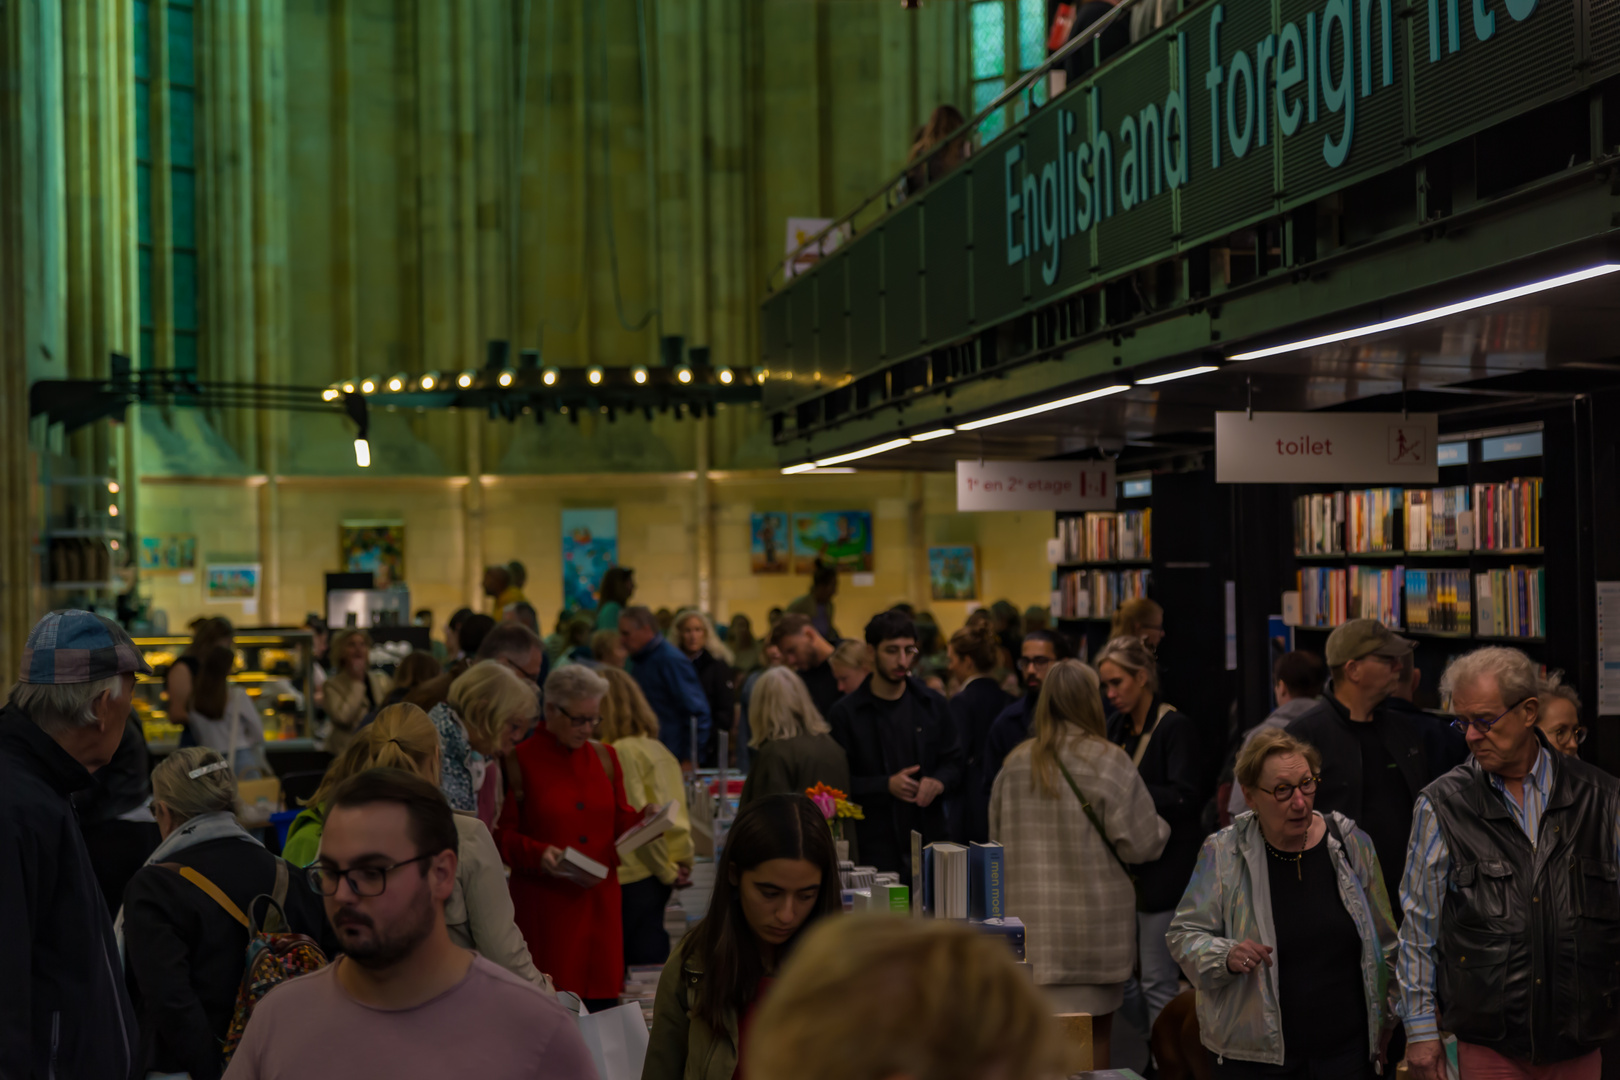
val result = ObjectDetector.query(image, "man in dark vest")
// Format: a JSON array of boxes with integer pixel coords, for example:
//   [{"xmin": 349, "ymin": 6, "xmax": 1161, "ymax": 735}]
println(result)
[{"xmin": 1399, "ymin": 646, "xmax": 1620, "ymax": 1080}]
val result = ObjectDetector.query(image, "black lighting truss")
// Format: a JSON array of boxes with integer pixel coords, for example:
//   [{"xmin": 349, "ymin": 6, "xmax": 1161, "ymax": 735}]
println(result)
[{"xmin": 29, "ymin": 354, "xmax": 764, "ymax": 434}]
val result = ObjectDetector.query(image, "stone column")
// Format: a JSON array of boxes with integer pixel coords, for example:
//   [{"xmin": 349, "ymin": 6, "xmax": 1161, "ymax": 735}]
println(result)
[
  {"xmin": 251, "ymin": 0, "xmax": 287, "ymax": 622},
  {"xmin": 695, "ymin": 416, "xmax": 713, "ymax": 612}
]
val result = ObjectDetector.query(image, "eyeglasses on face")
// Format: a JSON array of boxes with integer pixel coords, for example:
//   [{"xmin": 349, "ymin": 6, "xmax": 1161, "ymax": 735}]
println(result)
[
  {"xmin": 1259, "ymin": 775, "xmax": 1319, "ymax": 802},
  {"xmin": 1016, "ymin": 655, "xmax": 1056, "ymax": 670},
  {"xmin": 1448, "ymin": 697, "xmax": 1530, "ymax": 736},
  {"xmin": 554, "ymin": 703, "xmax": 600, "ymax": 728},
  {"xmin": 306, "ymin": 853, "xmax": 434, "ymax": 897}
]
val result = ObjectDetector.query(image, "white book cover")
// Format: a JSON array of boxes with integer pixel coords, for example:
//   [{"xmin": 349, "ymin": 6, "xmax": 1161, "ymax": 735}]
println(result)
[
  {"xmin": 615, "ymin": 800, "xmax": 678, "ymax": 860},
  {"xmin": 556, "ymin": 846, "xmax": 609, "ymax": 887}
]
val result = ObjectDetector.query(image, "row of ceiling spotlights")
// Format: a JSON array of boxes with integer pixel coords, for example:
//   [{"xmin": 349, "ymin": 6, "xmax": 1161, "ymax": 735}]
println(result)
[{"xmin": 321, "ymin": 365, "xmax": 766, "ymax": 401}]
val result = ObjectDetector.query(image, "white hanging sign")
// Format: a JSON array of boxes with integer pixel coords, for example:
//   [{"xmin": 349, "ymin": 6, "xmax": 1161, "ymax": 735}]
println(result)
[
  {"xmin": 956, "ymin": 459, "xmax": 1115, "ymax": 511},
  {"xmin": 1215, "ymin": 411, "xmax": 1440, "ymax": 484}
]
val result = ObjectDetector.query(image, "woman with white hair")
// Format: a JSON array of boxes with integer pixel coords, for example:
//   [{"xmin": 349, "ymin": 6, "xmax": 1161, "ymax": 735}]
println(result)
[
  {"xmin": 739, "ymin": 666, "xmax": 850, "ymax": 809},
  {"xmin": 674, "ymin": 607, "xmax": 735, "ymax": 767},
  {"xmin": 496, "ymin": 663, "xmax": 647, "ymax": 1011}
]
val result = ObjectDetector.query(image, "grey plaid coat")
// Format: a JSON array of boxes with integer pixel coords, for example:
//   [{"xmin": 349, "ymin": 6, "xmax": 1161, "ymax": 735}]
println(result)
[{"xmin": 989, "ymin": 735, "xmax": 1170, "ymax": 985}]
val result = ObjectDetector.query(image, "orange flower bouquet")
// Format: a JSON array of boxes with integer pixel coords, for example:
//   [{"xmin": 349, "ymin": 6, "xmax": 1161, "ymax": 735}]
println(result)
[{"xmin": 805, "ymin": 782, "xmax": 863, "ymax": 843}]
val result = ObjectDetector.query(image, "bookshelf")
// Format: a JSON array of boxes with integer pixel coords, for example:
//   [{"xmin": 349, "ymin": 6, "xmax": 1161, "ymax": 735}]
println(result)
[{"xmin": 1053, "ymin": 498, "xmax": 1153, "ymax": 622}]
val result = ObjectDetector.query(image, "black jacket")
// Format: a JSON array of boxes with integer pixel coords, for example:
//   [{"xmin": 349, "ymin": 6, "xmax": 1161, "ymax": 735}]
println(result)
[
  {"xmin": 1384, "ymin": 694, "xmax": 1470, "ymax": 775},
  {"xmin": 123, "ymin": 836, "xmax": 336, "ymax": 1080},
  {"xmin": 949, "ymin": 678, "xmax": 1014, "ymax": 844},
  {"xmin": 0, "ymin": 702, "xmax": 139, "ymax": 1080},
  {"xmin": 1107, "ymin": 698, "xmax": 1205, "ymax": 912},
  {"xmin": 981, "ymin": 695, "xmax": 1035, "ymax": 799},
  {"xmin": 828, "ymin": 676, "xmax": 964, "ymax": 882},
  {"xmin": 1425, "ymin": 744, "xmax": 1620, "ymax": 1063},
  {"xmin": 1285, "ymin": 694, "xmax": 1437, "ymax": 824},
  {"xmin": 690, "ymin": 649, "xmax": 735, "ymax": 768}
]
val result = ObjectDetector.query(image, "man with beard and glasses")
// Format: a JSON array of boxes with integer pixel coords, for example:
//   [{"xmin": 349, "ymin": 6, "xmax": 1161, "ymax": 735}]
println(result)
[
  {"xmin": 223, "ymin": 769, "xmax": 593, "ymax": 1080},
  {"xmin": 980, "ymin": 630, "xmax": 1073, "ymax": 802},
  {"xmin": 827, "ymin": 610, "xmax": 963, "ymax": 883}
]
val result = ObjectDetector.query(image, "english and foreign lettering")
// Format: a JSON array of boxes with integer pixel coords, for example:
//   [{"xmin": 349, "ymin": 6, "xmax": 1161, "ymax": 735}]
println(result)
[{"xmin": 1005, "ymin": 0, "xmax": 1540, "ymax": 269}]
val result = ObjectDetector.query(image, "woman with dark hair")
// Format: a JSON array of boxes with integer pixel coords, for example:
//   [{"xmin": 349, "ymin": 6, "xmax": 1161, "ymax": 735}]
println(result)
[
  {"xmin": 595, "ymin": 565, "xmax": 636, "ymax": 631},
  {"xmin": 381, "ymin": 650, "xmax": 442, "ymax": 707},
  {"xmin": 165, "ymin": 616, "xmax": 234, "ymax": 725},
  {"xmin": 947, "ymin": 624, "xmax": 1013, "ymax": 843},
  {"xmin": 643, "ymin": 794, "xmax": 842, "ymax": 1080},
  {"xmin": 185, "ymin": 644, "xmax": 268, "ymax": 778}
]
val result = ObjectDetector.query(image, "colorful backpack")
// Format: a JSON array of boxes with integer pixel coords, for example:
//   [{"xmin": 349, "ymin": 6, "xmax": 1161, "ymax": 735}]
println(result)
[{"xmin": 163, "ymin": 857, "xmax": 329, "ymax": 1067}]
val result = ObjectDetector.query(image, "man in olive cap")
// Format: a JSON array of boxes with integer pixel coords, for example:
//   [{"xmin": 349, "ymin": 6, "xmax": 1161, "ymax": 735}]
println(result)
[
  {"xmin": 0, "ymin": 609, "xmax": 151, "ymax": 1079},
  {"xmin": 1286, "ymin": 618, "xmax": 1444, "ymax": 897}
]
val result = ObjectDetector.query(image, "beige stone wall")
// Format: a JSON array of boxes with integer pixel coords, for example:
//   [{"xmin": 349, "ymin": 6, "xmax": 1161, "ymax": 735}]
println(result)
[{"xmin": 139, "ymin": 471, "xmax": 1054, "ymax": 639}]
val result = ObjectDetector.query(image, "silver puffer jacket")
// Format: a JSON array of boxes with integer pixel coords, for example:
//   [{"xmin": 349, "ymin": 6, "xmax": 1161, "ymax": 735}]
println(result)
[{"xmin": 1166, "ymin": 811, "xmax": 1397, "ymax": 1066}]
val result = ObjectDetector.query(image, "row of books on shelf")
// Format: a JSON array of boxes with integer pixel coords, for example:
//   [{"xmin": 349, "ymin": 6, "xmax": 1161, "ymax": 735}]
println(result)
[
  {"xmin": 1293, "ymin": 479, "xmax": 1542, "ymax": 555},
  {"xmin": 1052, "ymin": 568, "xmax": 1151, "ymax": 619},
  {"xmin": 1055, "ymin": 510, "xmax": 1152, "ymax": 563},
  {"xmin": 1285, "ymin": 565, "xmax": 1544, "ymax": 638}
]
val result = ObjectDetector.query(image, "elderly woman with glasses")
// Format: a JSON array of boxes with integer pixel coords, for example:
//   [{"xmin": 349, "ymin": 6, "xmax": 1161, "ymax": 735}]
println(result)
[
  {"xmin": 1168, "ymin": 728, "xmax": 1397, "ymax": 1080},
  {"xmin": 495, "ymin": 664, "xmax": 646, "ymax": 1011}
]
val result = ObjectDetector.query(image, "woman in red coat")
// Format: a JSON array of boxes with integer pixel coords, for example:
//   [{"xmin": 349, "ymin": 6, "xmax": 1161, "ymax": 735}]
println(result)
[{"xmin": 497, "ymin": 664, "xmax": 643, "ymax": 1009}]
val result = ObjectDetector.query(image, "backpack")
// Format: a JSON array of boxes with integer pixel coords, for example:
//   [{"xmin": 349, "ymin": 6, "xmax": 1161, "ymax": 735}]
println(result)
[{"xmin": 162, "ymin": 857, "xmax": 329, "ymax": 1067}]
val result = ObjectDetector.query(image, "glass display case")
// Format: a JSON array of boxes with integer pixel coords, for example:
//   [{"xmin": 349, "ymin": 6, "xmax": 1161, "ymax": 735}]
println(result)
[{"xmin": 132, "ymin": 629, "xmax": 318, "ymax": 752}]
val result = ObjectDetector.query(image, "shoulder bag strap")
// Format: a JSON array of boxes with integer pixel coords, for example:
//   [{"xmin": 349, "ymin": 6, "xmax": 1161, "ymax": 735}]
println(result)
[
  {"xmin": 1053, "ymin": 758, "xmax": 1132, "ymax": 877},
  {"xmin": 1128, "ymin": 702, "xmax": 1177, "ymax": 769},
  {"xmin": 589, "ymin": 739, "xmax": 618, "ymax": 784},
  {"xmin": 162, "ymin": 862, "xmax": 250, "ymax": 929}
]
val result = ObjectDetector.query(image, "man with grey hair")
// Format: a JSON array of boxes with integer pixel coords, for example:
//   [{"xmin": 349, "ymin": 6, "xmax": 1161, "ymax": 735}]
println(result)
[
  {"xmin": 618, "ymin": 605, "xmax": 710, "ymax": 767},
  {"xmin": 1, "ymin": 609, "xmax": 151, "ymax": 1078},
  {"xmin": 1398, "ymin": 646, "xmax": 1620, "ymax": 1080}
]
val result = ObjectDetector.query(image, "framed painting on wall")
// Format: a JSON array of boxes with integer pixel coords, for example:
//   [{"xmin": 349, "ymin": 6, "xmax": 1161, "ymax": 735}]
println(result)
[
  {"xmin": 206, "ymin": 563, "xmax": 259, "ymax": 601},
  {"xmin": 340, "ymin": 521, "xmax": 405, "ymax": 587},
  {"xmin": 751, "ymin": 512, "xmax": 789, "ymax": 574},
  {"xmin": 138, "ymin": 534, "xmax": 197, "ymax": 572},
  {"xmin": 928, "ymin": 545, "xmax": 978, "ymax": 601},
  {"xmin": 791, "ymin": 511, "xmax": 873, "ymax": 574},
  {"xmin": 562, "ymin": 508, "xmax": 618, "ymax": 612}
]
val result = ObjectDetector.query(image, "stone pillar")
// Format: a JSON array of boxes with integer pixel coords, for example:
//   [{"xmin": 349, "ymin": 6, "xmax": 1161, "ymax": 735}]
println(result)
[
  {"xmin": 251, "ymin": 0, "xmax": 287, "ymax": 623},
  {"xmin": 695, "ymin": 416, "xmax": 713, "ymax": 612},
  {"xmin": 464, "ymin": 413, "xmax": 486, "ymax": 610}
]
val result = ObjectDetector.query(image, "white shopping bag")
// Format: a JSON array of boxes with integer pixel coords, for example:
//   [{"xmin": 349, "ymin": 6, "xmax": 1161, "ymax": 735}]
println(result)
[{"xmin": 574, "ymin": 1001, "xmax": 650, "ymax": 1080}]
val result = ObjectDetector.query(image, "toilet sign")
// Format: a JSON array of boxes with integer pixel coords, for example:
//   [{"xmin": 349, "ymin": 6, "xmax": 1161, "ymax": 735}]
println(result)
[
  {"xmin": 1215, "ymin": 411, "xmax": 1440, "ymax": 484},
  {"xmin": 957, "ymin": 459, "xmax": 1116, "ymax": 511}
]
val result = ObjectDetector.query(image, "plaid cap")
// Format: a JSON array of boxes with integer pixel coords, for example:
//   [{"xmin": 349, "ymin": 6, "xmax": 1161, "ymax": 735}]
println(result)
[{"xmin": 20, "ymin": 609, "xmax": 154, "ymax": 685}]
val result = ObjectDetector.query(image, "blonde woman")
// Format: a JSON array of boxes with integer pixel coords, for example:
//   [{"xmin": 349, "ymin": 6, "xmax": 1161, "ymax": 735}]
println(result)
[
  {"xmin": 433, "ymin": 660, "xmax": 538, "ymax": 827},
  {"xmin": 828, "ymin": 639, "xmax": 873, "ymax": 696},
  {"xmin": 990, "ymin": 659, "xmax": 1169, "ymax": 1066},
  {"xmin": 280, "ymin": 703, "xmax": 549, "ymax": 988},
  {"xmin": 598, "ymin": 667, "xmax": 694, "ymax": 965},
  {"xmin": 121, "ymin": 748, "xmax": 332, "ymax": 1080},
  {"xmin": 674, "ymin": 607, "xmax": 735, "ymax": 767},
  {"xmin": 739, "ymin": 666, "xmax": 851, "ymax": 808},
  {"xmin": 1110, "ymin": 596, "xmax": 1165, "ymax": 652},
  {"xmin": 745, "ymin": 917, "xmax": 1067, "ymax": 1080},
  {"xmin": 318, "ymin": 628, "xmax": 392, "ymax": 755}
]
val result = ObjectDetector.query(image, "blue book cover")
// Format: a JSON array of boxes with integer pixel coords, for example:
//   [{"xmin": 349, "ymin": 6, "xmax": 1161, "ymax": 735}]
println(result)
[{"xmin": 969, "ymin": 841, "xmax": 1004, "ymax": 920}]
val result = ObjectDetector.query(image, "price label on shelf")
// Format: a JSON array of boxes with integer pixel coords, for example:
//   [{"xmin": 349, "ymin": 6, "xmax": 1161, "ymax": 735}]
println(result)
[{"xmin": 956, "ymin": 459, "xmax": 1115, "ymax": 511}]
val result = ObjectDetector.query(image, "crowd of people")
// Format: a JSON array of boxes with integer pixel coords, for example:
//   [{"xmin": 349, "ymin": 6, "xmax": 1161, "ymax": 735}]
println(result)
[{"xmin": 0, "ymin": 560, "xmax": 1612, "ymax": 1080}]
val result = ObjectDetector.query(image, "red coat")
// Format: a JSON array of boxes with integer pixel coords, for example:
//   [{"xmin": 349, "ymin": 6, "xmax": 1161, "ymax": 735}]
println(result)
[{"xmin": 496, "ymin": 729, "xmax": 639, "ymax": 999}]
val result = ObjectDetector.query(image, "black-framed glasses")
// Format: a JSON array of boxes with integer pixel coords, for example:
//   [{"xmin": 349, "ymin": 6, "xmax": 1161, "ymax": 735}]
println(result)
[
  {"xmin": 1448, "ymin": 697, "xmax": 1530, "ymax": 736},
  {"xmin": 306, "ymin": 853, "xmax": 434, "ymax": 897},
  {"xmin": 554, "ymin": 702, "xmax": 600, "ymax": 728},
  {"xmin": 1263, "ymin": 776, "xmax": 1320, "ymax": 802},
  {"xmin": 1016, "ymin": 655, "xmax": 1056, "ymax": 670}
]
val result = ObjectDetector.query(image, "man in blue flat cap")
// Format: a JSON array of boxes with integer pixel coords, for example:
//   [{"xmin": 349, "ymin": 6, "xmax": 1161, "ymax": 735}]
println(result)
[{"xmin": 0, "ymin": 609, "xmax": 152, "ymax": 1080}]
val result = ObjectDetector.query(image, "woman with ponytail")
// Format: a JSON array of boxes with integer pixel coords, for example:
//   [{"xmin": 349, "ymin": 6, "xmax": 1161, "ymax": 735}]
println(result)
[
  {"xmin": 281, "ymin": 702, "xmax": 550, "ymax": 988},
  {"xmin": 121, "ymin": 747, "xmax": 332, "ymax": 1080}
]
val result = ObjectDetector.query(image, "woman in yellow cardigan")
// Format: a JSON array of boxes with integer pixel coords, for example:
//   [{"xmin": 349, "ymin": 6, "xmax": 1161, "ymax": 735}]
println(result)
[{"xmin": 597, "ymin": 666, "xmax": 694, "ymax": 965}]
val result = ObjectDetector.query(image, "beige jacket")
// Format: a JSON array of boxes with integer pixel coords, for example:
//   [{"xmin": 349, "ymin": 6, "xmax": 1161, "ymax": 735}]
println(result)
[
  {"xmin": 320, "ymin": 669, "xmax": 392, "ymax": 756},
  {"xmin": 446, "ymin": 811, "xmax": 550, "ymax": 991},
  {"xmin": 990, "ymin": 734, "xmax": 1170, "ymax": 986}
]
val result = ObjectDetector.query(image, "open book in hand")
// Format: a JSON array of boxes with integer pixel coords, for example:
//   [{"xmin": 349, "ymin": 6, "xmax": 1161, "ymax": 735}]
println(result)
[
  {"xmin": 615, "ymin": 801, "xmax": 678, "ymax": 861},
  {"xmin": 552, "ymin": 847, "xmax": 610, "ymax": 887}
]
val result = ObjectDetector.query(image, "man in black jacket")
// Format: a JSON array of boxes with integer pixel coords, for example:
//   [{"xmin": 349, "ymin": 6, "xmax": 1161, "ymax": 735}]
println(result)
[
  {"xmin": 1, "ymin": 609, "xmax": 150, "ymax": 1080},
  {"xmin": 980, "ymin": 629, "xmax": 1072, "ymax": 799},
  {"xmin": 1286, "ymin": 618, "xmax": 1441, "ymax": 897},
  {"xmin": 827, "ymin": 610, "xmax": 963, "ymax": 883}
]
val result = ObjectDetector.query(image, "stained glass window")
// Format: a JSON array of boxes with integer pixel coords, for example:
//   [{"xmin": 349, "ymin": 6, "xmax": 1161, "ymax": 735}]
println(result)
[
  {"xmin": 1018, "ymin": 0, "xmax": 1046, "ymax": 71},
  {"xmin": 971, "ymin": 2, "xmax": 1005, "ymax": 80},
  {"xmin": 970, "ymin": 0, "xmax": 1055, "ymax": 144}
]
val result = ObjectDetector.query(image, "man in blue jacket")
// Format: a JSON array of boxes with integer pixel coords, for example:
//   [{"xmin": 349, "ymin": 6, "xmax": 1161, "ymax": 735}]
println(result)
[
  {"xmin": 1, "ymin": 609, "xmax": 148, "ymax": 1080},
  {"xmin": 620, "ymin": 605, "xmax": 711, "ymax": 767}
]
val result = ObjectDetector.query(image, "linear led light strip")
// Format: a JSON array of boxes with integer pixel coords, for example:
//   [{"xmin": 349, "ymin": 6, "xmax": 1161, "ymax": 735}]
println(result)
[
  {"xmin": 1227, "ymin": 263, "xmax": 1620, "ymax": 362},
  {"xmin": 956, "ymin": 383, "xmax": 1131, "ymax": 430},
  {"xmin": 780, "ymin": 428, "xmax": 956, "ymax": 474}
]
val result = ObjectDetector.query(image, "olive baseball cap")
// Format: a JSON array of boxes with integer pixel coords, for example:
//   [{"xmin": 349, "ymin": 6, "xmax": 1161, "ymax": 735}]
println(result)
[{"xmin": 1325, "ymin": 618, "xmax": 1416, "ymax": 667}]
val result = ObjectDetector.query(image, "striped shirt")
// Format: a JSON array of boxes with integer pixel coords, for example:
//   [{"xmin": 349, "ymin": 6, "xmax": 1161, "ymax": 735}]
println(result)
[{"xmin": 1396, "ymin": 747, "xmax": 1620, "ymax": 1040}]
